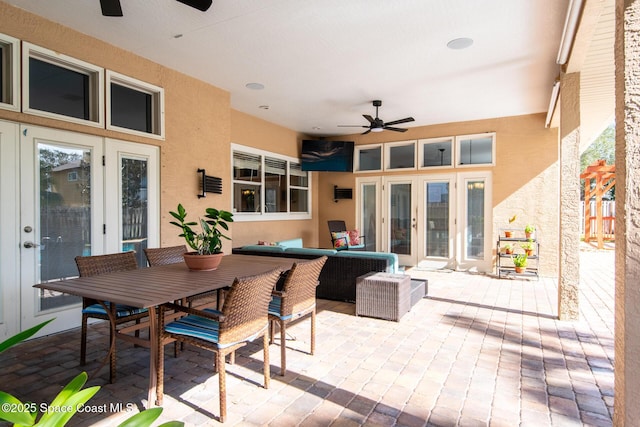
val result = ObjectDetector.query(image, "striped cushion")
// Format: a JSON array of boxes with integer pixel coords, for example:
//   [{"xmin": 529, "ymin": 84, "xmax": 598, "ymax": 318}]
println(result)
[
  {"xmin": 268, "ymin": 296, "xmax": 292, "ymax": 321},
  {"xmin": 83, "ymin": 302, "xmax": 147, "ymax": 317},
  {"xmin": 165, "ymin": 308, "xmax": 267, "ymax": 348}
]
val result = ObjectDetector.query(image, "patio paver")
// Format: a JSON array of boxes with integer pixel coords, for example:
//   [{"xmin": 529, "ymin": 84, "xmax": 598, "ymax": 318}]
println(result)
[{"xmin": 0, "ymin": 248, "xmax": 614, "ymax": 426}]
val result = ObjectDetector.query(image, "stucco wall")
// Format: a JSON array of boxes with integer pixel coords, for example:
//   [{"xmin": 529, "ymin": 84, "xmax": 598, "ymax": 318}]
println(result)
[{"xmin": 320, "ymin": 113, "xmax": 560, "ymax": 275}]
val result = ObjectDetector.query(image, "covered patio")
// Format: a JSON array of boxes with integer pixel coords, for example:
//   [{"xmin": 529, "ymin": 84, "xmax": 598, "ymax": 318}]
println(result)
[{"xmin": 0, "ymin": 248, "xmax": 614, "ymax": 426}]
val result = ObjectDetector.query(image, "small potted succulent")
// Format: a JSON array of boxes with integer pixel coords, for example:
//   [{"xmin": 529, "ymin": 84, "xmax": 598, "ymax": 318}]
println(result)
[
  {"xmin": 521, "ymin": 239, "xmax": 535, "ymax": 256},
  {"xmin": 524, "ymin": 224, "xmax": 536, "ymax": 239},
  {"xmin": 512, "ymin": 253, "xmax": 528, "ymax": 273},
  {"xmin": 169, "ymin": 203, "xmax": 234, "ymax": 271}
]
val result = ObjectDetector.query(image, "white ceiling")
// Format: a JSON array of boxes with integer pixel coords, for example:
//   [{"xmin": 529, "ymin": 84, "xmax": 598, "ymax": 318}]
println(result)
[{"xmin": 7, "ymin": 0, "xmax": 571, "ymax": 137}]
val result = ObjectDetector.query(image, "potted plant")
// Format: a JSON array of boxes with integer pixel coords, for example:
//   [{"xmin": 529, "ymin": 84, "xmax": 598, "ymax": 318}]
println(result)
[
  {"xmin": 169, "ymin": 203, "xmax": 234, "ymax": 271},
  {"xmin": 504, "ymin": 214, "xmax": 517, "ymax": 238},
  {"xmin": 512, "ymin": 253, "xmax": 528, "ymax": 273},
  {"xmin": 524, "ymin": 224, "xmax": 536, "ymax": 239},
  {"xmin": 521, "ymin": 239, "xmax": 535, "ymax": 256},
  {"xmin": 502, "ymin": 243, "xmax": 514, "ymax": 255}
]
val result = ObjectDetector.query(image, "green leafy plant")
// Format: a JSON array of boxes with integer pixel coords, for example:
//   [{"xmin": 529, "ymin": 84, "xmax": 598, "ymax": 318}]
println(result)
[
  {"xmin": 502, "ymin": 243, "xmax": 513, "ymax": 254},
  {"xmin": 512, "ymin": 253, "xmax": 528, "ymax": 268},
  {"xmin": 524, "ymin": 224, "xmax": 536, "ymax": 234},
  {"xmin": 169, "ymin": 203, "xmax": 234, "ymax": 255},
  {"xmin": 0, "ymin": 320, "xmax": 183, "ymax": 427},
  {"xmin": 520, "ymin": 240, "xmax": 535, "ymax": 251}
]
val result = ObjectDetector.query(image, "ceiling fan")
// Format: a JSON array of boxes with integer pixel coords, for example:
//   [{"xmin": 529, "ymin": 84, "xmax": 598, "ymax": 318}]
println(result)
[
  {"xmin": 339, "ymin": 100, "xmax": 415, "ymax": 135},
  {"xmin": 100, "ymin": 0, "xmax": 212, "ymax": 17}
]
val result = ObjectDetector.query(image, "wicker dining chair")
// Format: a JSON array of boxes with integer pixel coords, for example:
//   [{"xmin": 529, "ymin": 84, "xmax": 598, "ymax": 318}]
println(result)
[
  {"xmin": 268, "ymin": 256, "xmax": 327, "ymax": 376},
  {"xmin": 159, "ymin": 268, "xmax": 282, "ymax": 423},
  {"xmin": 143, "ymin": 245, "xmax": 187, "ymax": 267},
  {"xmin": 74, "ymin": 251, "xmax": 148, "ymax": 383},
  {"xmin": 144, "ymin": 245, "xmax": 222, "ymax": 308}
]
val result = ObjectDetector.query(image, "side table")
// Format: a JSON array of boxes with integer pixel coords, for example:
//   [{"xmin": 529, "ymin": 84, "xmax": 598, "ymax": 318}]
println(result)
[{"xmin": 356, "ymin": 272, "xmax": 411, "ymax": 321}]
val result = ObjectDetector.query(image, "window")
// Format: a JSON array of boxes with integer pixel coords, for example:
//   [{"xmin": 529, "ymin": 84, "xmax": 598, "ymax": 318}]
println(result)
[
  {"xmin": 419, "ymin": 137, "xmax": 454, "ymax": 169},
  {"xmin": 67, "ymin": 171, "xmax": 78, "ymax": 182},
  {"xmin": 107, "ymin": 71, "xmax": 164, "ymax": 139},
  {"xmin": 22, "ymin": 43, "xmax": 104, "ymax": 127},
  {"xmin": 354, "ymin": 144, "xmax": 383, "ymax": 173},
  {"xmin": 456, "ymin": 133, "xmax": 495, "ymax": 167},
  {"xmin": 232, "ymin": 144, "xmax": 311, "ymax": 221},
  {"xmin": 0, "ymin": 33, "xmax": 19, "ymax": 111},
  {"xmin": 385, "ymin": 140, "xmax": 416, "ymax": 171}
]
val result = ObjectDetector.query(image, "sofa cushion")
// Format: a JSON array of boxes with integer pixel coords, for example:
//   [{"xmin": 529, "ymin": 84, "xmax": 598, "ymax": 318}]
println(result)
[
  {"xmin": 284, "ymin": 247, "xmax": 338, "ymax": 256},
  {"xmin": 334, "ymin": 250, "xmax": 399, "ymax": 274},
  {"xmin": 275, "ymin": 238, "xmax": 304, "ymax": 249},
  {"xmin": 238, "ymin": 244, "xmax": 286, "ymax": 253}
]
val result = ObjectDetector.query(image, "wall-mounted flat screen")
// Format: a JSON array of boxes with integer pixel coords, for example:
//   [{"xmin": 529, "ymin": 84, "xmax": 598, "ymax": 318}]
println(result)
[{"xmin": 301, "ymin": 140, "xmax": 354, "ymax": 172}]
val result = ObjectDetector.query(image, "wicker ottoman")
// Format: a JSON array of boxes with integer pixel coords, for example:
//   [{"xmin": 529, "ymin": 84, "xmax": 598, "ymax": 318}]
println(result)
[{"xmin": 356, "ymin": 272, "xmax": 411, "ymax": 321}]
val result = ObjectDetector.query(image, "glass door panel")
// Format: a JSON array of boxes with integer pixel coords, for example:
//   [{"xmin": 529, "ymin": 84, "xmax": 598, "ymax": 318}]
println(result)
[
  {"xmin": 466, "ymin": 180, "xmax": 485, "ymax": 259},
  {"xmin": 456, "ymin": 171, "xmax": 492, "ymax": 271},
  {"xmin": 386, "ymin": 178, "xmax": 417, "ymax": 266},
  {"xmin": 425, "ymin": 182, "xmax": 450, "ymax": 258},
  {"xmin": 358, "ymin": 180, "xmax": 379, "ymax": 252},
  {"xmin": 20, "ymin": 125, "xmax": 103, "ymax": 335}
]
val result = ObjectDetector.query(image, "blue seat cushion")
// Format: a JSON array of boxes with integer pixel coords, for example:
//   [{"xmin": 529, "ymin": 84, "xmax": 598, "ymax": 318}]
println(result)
[
  {"xmin": 268, "ymin": 296, "xmax": 293, "ymax": 321},
  {"xmin": 82, "ymin": 303, "xmax": 147, "ymax": 317},
  {"xmin": 164, "ymin": 308, "xmax": 266, "ymax": 348}
]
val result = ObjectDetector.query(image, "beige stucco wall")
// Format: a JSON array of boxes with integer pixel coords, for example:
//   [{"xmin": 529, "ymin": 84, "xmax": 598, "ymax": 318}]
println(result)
[{"xmin": 320, "ymin": 113, "xmax": 560, "ymax": 275}]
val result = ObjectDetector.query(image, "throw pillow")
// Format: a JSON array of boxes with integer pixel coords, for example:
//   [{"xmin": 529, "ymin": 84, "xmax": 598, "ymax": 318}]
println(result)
[
  {"xmin": 347, "ymin": 229, "xmax": 360, "ymax": 246},
  {"xmin": 331, "ymin": 231, "xmax": 349, "ymax": 250}
]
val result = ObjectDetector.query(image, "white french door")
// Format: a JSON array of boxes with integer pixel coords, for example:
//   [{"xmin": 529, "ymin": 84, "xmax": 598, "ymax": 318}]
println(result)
[
  {"xmin": 0, "ymin": 122, "xmax": 159, "ymax": 340},
  {"xmin": 20, "ymin": 125, "xmax": 104, "ymax": 337},
  {"xmin": 357, "ymin": 171, "xmax": 492, "ymax": 271}
]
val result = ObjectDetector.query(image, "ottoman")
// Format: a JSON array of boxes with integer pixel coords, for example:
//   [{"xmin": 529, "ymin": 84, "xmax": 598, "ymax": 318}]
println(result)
[{"xmin": 356, "ymin": 272, "xmax": 411, "ymax": 321}]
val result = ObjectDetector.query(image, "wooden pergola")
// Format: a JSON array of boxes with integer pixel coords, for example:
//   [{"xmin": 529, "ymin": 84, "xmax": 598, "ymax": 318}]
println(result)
[{"xmin": 580, "ymin": 160, "xmax": 615, "ymax": 249}]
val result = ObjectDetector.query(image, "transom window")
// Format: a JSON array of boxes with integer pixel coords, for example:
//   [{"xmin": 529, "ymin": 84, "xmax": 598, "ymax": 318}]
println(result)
[
  {"xmin": 456, "ymin": 132, "xmax": 495, "ymax": 167},
  {"xmin": 232, "ymin": 144, "xmax": 311, "ymax": 221},
  {"xmin": 22, "ymin": 43, "xmax": 103, "ymax": 127},
  {"xmin": 0, "ymin": 33, "xmax": 19, "ymax": 111},
  {"xmin": 419, "ymin": 137, "xmax": 454, "ymax": 169},
  {"xmin": 107, "ymin": 71, "xmax": 164, "ymax": 139}
]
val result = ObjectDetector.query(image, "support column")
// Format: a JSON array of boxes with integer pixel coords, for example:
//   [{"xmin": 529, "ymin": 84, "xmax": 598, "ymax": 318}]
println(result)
[
  {"xmin": 558, "ymin": 71, "xmax": 581, "ymax": 321},
  {"xmin": 614, "ymin": 0, "xmax": 640, "ymax": 423}
]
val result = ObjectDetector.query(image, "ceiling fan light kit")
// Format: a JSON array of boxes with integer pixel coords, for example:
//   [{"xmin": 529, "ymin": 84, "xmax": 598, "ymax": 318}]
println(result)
[{"xmin": 339, "ymin": 100, "xmax": 415, "ymax": 135}]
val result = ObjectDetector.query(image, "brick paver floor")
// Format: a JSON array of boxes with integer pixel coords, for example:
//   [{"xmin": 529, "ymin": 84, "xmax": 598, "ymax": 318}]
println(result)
[{"xmin": 0, "ymin": 247, "xmax": 614, "ymax": 426}]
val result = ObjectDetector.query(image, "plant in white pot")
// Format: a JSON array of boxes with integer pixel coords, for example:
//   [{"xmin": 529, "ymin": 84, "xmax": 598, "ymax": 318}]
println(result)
[{"xmin": 169, "ymin": 203, "xmax": 234, "ymax": 271}]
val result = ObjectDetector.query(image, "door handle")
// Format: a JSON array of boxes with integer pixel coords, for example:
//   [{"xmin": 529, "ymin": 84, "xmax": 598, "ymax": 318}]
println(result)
[{"xmin": 23, "ymin": 241, "xmax": 40, "ymax": 248}]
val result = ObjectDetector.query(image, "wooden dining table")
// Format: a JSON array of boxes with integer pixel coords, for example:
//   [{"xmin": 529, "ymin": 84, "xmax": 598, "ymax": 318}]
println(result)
[{"xmin": 34, "ymin": 254, "xmax": 298, "ymax": 406}]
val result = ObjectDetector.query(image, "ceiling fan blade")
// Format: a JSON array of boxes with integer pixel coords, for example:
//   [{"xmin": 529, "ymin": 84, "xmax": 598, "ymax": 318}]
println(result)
[
  {"xmin": 338, "ymin": 125, "xmax": 368, "ymax": 128},
  {"xmin": 100, "ymin": 0, "xmax": 123, "ymax": 16},
  {"xmin": 361, "ymin": 129, "xmax": 372, "ymax": 135},
  {"xmin": 384, "ymin": 126, "xmax": 408, "ymax": 132},
  {"xmin": 176, "ymin": 0, "xmax": 213, "ymax": 12},
  {"xmin": 363, "ymin": 114, "xmax": 375, "ymax": 124},
  {"xmin": 384, "ymin": 117, "xmax": 415, "ymax": 126}
]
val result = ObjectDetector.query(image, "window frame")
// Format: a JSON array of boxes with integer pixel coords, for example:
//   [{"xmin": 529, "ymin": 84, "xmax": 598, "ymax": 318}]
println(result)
[
  {"xmin": 418, "ymin": 136, "xmax": 455, "ymax": 170},
  {"xmin": 231, "ymin": 144, "xmax": 311, "ymax": 222},
  {"xmin": 354, "ymin": 143, "xmax": 383, "ymax": 173},
  {"xmin": 455, "ymin": 132, "xmax": 496, "ymax": 168},
  {"xmin": 0, "ymin": 33, "xmax": 20, "ymax": 112},
  {"xmin": 384, "ymin": 139, "xmax": 417, "ymax": 171},
  {"xmin": 106, "ymin": 70, "xmax": 165, "ymax": 140},
  {"xmin": 22, "ymin": 42, "xmax": 104, "ymax": 127}
]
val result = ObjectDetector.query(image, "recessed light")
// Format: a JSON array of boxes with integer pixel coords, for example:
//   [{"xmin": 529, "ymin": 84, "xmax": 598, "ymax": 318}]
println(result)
[
  {"xmin": 259, "ymin": 105, "xmax": 269, "ymax": 110},
  {"xmin": 447, "ymin": 37, "xmax": 474, "ymax": 50},
  {"xmin": 312, "ymin": 126, "xmax": 321, "ymax": 130},
  {"xmin": 246, "ymin": 83, "xmax": 265, "ymax": 90}
]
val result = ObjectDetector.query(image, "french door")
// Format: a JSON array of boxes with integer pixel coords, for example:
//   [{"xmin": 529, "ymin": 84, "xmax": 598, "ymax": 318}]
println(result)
[
  {"xmin": 0, "ymin": 121, "xmax": 158, "ymax": 339},
  {"xmin": 356, "ymin": 172, "xmax": 492, "ymax": 271}
]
